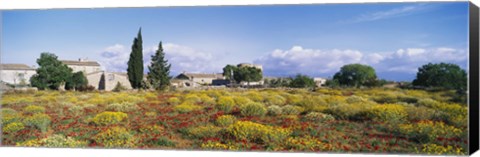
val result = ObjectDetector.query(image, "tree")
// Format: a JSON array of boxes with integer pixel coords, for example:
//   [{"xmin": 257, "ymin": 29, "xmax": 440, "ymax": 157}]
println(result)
[
  {"xmin": 65, "ymin": 71, "xmax": 88, "ymax": 91},
  {"xmin": 222, "ymin": 65, "xmax": 237, "ymax": 81},
  {"xmin": 332, "ymin": 63, "xmax": 377, "ymax": 87},
  {"xmin": 234, "ymin": 66, "xmax": 262, "ymax": 86},
  {"xmin": 127, "ymin": 28, "xmax": 144, "ymax": 89},
  {"xmin": 265, "ymin": 77, "xmax": 291, "ymax": 88},
  {"xmin": 112, "ymin": 82, "xmax": 127, "ymax": 92},
  {"xmin": 30, "ymin": 52, "xmax": 73, "ymax": 90},
  {"xmin": 412, "ymin": 62, "xmax": 467, "ymax": 90},
  {"xmin": 289, "ymin": 74, "xmax": 315, "ymax": 88},
  {"xmin": 147, "ymin": 42, "xmax": 171, "ymax": 90}
]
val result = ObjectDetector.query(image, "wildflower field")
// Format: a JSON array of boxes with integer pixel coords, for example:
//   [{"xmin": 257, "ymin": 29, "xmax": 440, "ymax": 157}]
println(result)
[{"xmin": 0, "ymin": 88, "xmax": 468, "ymax": 155}]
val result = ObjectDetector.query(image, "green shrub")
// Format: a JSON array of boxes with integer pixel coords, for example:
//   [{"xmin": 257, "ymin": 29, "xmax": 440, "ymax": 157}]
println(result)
[
  {"xmin": 184, "ymin": 94, "xmax": 202, "ymax": 103},
  {"xmin": 215, "ymin": 115, "xmax": 237, "ymax": 127},
  {"xmin": 174, "ymin": 102, "xmax": 202, "ymax": 113},
  {"xmin": 188, "ymin": 125, "xmax": 222, "ymax": 139},
  {"xmin": 240, "ymin": 102, "xmax": 267, "ymax": 117},
  {"xmin": 285, "ymin": 136, "xmax": 332, "ymax": 151},
  {"xmin": 285, "ymin": 94, "xmax": 303, "ymax": 105},
  {"xmin": 94, "ymin": 127, "xmax": 135, "ymax": 148},
  {"xmin": 68, "ymin": 105, "xmax": 84, "ymax": 116},
  {"xmin": 41, "ymin": 134, "xmax": 88, "ymax": 147},
  {"xmin": 1, "ymin": 108, "xmax": 20, "ymax": 125},
  {"xmin": 366, "ymin": 104, "xmax": 408, "ymax": 123},
  {"xmin": 3, "ymin": 122, "xmax": 25, "ymax": 133},
  {"xmin": 345, "ymin": 95, "xmax": 368, "ymax": 104},
  {"xmin": 281, "ymin": 105, "xmax": 303, "ymax": 115},
  {"xmin": 199, "ymin": 94, "xmax": 215, "ymax": 105},
  {"xmin": 23, "ymin": 113, "xmax": 51, "ymax": 132},
  {"xmin": 216, "ymin": 96, "xmax": 236, "ymax": 113},
  {"xmin": 91, "ymin": 111, "xmax": 128, "ymax": 126},
  {"xmin": 16, "ymin": 135, "xmax": 87, "ymax": 147},
  {"xmin": 417, "ymin": 98, "xmax": 440, "ymax": 108},
  {"xmin": 303, "ymin": 112, "xmax": 335, "ymax": 122},
  {"xmin": 24, "ymin": 105, "xmax": 45, "ymax": 114},
  {"xmin": 245, "ymin": 92, "xmax": 264, "ymax": 102},
  {"xmin": 106, "ymin": 102, "xmax": 139, "ymax": 112},
  {"xmin": 405, "ymin": 106, "xmax": 435, "ymax": 121},
  {"xmin": 398, "ymin": 120, "xmax": 463, "ymax": 143},
  {"xmin": 167, "ymin": 97, "xmax": 181, "ymax": 105},
  {"xmin": 226, "ymin": 121, "xmax": 291, "ymax": 143},
  {"xmin": 233, "ymin": 97, "xmax": 253, "ymax": 107},
  {"xmin": 295, "ymin": 96, "xmax": 328, "ymax": 112},
  {"xmin": 201, "ymin": 141, "xmax": 238, "ymax": 150},
  {"xmin": 417, "ymin": 143, "xmax": 465, "ymax": 155},
  {"xmin": 264, "ymin": 94, "xmax": 286, "ymax": 106},
  {"xmin": 267, "ymin": 105, "xmax": 282, "ymax": 116},
  {"xmin": 324, "ymin": 103, "xmax": 371, "ymax": 120}
]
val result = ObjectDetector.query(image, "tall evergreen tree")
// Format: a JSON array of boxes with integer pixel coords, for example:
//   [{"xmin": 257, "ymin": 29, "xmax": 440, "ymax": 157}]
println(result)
[
  {"xmin": 127, "ymin": 28, "xmax": 144, "ymax": 89},
  {"xmin": 147, "ymin": 42, "xmax": 171, "ymax": 90}
]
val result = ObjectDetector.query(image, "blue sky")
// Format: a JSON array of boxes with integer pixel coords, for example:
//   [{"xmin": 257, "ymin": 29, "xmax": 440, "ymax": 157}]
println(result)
[{"xmin": 1, "ymin": 2, "xmax": 469, "ymax": 81}]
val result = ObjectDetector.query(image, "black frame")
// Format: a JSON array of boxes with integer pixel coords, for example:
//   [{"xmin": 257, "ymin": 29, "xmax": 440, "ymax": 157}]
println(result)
[{"xmin": 469, "ymin": 1, "xmax": 479, "ymax": 155}]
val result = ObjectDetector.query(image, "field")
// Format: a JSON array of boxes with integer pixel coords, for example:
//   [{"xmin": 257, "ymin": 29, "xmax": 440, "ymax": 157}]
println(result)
[{"xmin": 0, "ymin": 88, "xmax": 468, "ymax": 155}]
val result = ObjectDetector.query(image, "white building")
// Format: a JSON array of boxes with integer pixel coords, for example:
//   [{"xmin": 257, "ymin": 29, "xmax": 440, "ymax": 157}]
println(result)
[
  {"xmin": 61, "ymin": 58, "xmax": 101, "ymax": 74},
  {"xmin": 0, "ymin": 64, "xmax": 36, "ymax": 85},
  {"xmin": 314, "ymin": 77, "xmax": 327, "ymax": 87},
  {"xmin": 173, "ymin": 72, "xmax": 224, "ymax": 88},
  {"xmin": 86, "ymin": 71, "xmax": 133, "ymax": 91}
]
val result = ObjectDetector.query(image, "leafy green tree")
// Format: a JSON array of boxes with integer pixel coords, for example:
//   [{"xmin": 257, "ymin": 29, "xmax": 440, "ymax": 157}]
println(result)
[
  {"xmin": 412, "ymin": 62, "xmax": 467, "ymax": 90},
  {"xmin": 127, "ymin": 28, "xmax": 144, "ymax": 89},
  {"xmin": 65, "ymin": 71, "xmax": 88, "ymax": 91},
  {"xmin": 325, "ymin": 79, "xmax": 340, "ymax": 88},
  {"xmin": 30, "ymin": 52, "xmax": 73, "ymax": 90},
  {"xmin": 234, "ymin": 66, "xmax": 262, "ymax": 86},
  {"xmin": 265, "ymin": 78, "xmax": 291, "ymax": 88},
  {"xmin": 222, "ymin": 64, "xmax": 237, "ymax": 81},
  {"xmin": 332, "ymin": 64, "xmax": 377, "ymax": 87},
  {"xmin": 147, "ymin": 42, "xmax": 171, "ymax": 90},
  {"xmin": 289, "ymin": 74, "xmax": 315, "ymax": 88}
]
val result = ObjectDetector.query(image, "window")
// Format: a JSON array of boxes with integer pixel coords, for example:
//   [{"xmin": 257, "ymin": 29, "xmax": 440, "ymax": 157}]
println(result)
[
  {"xmin": 17, "ymin": 73, "xmax": 25, "ymax": 79},
  {"xmin": 108, "ymin": 74, "xmax": 115, "ymax": 81}
]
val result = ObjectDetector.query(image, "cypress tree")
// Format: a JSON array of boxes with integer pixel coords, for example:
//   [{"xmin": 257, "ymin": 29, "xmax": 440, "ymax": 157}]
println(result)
[
  {"xmin": 127, "ymin": 28, "xmax": 144, "ymax": 89},
  {"xmin": 147, "ymin": 41, "xmax": 171, "ymax": 90}
]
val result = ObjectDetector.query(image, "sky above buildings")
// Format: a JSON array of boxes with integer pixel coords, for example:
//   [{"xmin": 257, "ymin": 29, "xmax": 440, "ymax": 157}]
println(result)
[{"xmin": 1, "ymin": 2, "xmax": 469, "ymax": 81}]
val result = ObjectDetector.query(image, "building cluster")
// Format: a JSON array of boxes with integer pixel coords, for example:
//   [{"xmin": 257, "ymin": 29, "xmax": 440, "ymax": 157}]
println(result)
[{"xmin": 0, "ymin": 60, "xmax": 326, "ymax": 91}]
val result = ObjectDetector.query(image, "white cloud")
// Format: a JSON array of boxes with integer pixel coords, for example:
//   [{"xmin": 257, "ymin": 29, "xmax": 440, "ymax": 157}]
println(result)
[
  {"xmin": 254, "ymin": 46, "xmax": 467, "ymax": 78},
  {"xmin": 344, "ymin": 4, "xmax": 429, "ymax": 23},
  {"xmin": 99, "ymin": 44, "xmax": 129, "ymax": 72},
  {"xmin": 99, "ymin": 43, "xmax": 220, "ymax": 75}
]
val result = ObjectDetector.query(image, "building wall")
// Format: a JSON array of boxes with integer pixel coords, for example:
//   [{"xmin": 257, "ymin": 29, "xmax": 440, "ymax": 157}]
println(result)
[
  {"xmin": 0, "ymin": 70, "xmax": 36, "ymax": 85},
  {"xmin": 192, "ymin": 77, "xmax": 216, "ymax": 85},
  {"xmin": 86, "ymin": 72, "xmax": 132, "ymax": 91},
  {"xmin": 314, "ymin": 78, "xmax": 327, "ymax": 87},
  {"xmin": 104, "ymin": 73, "xmax": 132, "ymax": 91},
  {"xmin": 86, "ymin": 72, "xmax": 102, "ymax": 90},
  {"xmin": 68, "ymin": 65, "xmax": 101, "ymax": 74}
]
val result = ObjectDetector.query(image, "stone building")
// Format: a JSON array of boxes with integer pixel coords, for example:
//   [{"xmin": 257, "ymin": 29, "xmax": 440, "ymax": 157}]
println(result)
[
  {"xmin": 61, "ymin": 58, "xmax": 101, "ymax": 74},
  {"xmin": 172, "ymin": 72, "xmax": 224, "ymax": 88},
  {"xmin": 86, "ymin": 71, "xmax": 132, "ymax": 91},
  {"xmin": 0, "ymin": 64, "xmax": 36, "ymax": 85},
  {"xmin": 314, "ymin": 77, "xmax": 327, "ymax": 87}
]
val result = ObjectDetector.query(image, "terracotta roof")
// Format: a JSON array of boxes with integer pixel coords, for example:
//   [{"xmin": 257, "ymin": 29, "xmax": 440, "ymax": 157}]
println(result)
[
  {"xmin": 0, "ymin": 64, "xmax": 35, "ymax": 70},
  {"xmin": 60, "ymin": 60, "xmax": 101, "ymax": 66}
]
